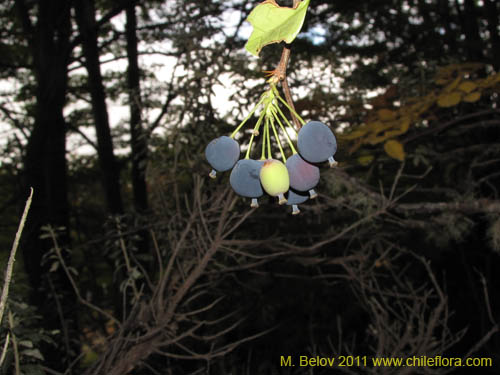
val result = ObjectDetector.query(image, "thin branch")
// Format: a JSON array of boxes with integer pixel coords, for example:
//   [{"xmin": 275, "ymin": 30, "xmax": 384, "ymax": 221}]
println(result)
[
  {"xmin": 330, "ymin": 167, "xmax": 500, "ymax": 215},
  {"xmin": 281, "ymin": 0, "xmax": 301, "ymax": 129},
  {"xmin": 0, "ymin": 332, "xmax": 10, "ymax": 367},
  {"xmin": 396, "ymin": 199, "xmax": 500, "ymax": 214},
  {"xmin": 116, "ymin": 218, "xmax": 141, "ymax": 301},
  {"xmin": 0, "ymin": 188, "xmax": 33, "ymax": 325},
  {"xmin": 8, "ymin": 311, "xmax": 20, "ymax": 375},
  {"xmin": 281, "ymin": 59, "xmax": 301, "ymax": 130},
  {"xmin": 47, "ymin": 275, "xmax": 71, "ymax": 367},
  {"xmin": 389, "ymin": 160, "xmax": 405, "ymax": 201},
  {"xmin": 49, "ymin": 227, "xmax": 121, "ymax": 327},
  {"xmin": 403, "ymin": 109, "xmax": 500, "ymax": 143},
  {"xmin": 264, "ymin": 1, "xmax": 301, "ymax": 130},
  {"xmin": 0, "ymin": 103, "xmax": 29, "ymax": 141},
  {"xmin": 462, "ymin": 324, "xmax": 499, "ymax": 359},
  {"xmin": 67, "ymin": 123, "xmax": 99, "ymax": 151},
  {"xmin": 478, "ymin": 272, "xmax": 497, "ymax": 326},
  {"xmin": 148, "ymin": 90, "xmax": 178, "ymax": 135},
  {"xmin": 70, "ymin": 0, "xmax": 137, "ymax": 49}
]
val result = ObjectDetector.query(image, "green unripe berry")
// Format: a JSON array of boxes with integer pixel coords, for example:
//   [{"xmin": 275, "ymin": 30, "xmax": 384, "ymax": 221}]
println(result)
[{"xmin": 260, "ymin": 159, "xmax": 289, "ymax": 204}]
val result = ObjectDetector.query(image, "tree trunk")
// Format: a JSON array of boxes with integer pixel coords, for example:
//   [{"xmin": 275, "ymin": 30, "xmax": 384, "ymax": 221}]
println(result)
[
  {"xmin": 126, "ymin": 2, "xmax": 149, "ymax": 214},
  {"xmin": 15, "ymin": 0, "xmax": 76, "ymax": 369},
  {"xmin": 462, "ymin": 0, "xmax": 484, "ymax": 62},
  {"xmin": 126, "ymin": 2, "xmax": 150, "ymax": 255},
  {"xmin": 436, "ymin": 0, "xmax": 458, "ymax": 54},
  {"xmin": 485, "ymin": 0, "xmax": 500, "ymax": 71},
  {"xmin": 74, "ymin": 0, "xmax": 124, "ymax": 215}
]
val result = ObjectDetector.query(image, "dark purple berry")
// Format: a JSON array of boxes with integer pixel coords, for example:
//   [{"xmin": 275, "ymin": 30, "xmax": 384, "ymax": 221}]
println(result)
[{"xmin": 286, "ymin": 153, "xmax": 320, "ymax": 198}]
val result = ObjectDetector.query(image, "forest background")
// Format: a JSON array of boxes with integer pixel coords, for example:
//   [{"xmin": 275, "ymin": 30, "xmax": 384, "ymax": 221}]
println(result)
[{"xmin": 0, "ymin": 0, "xmax": 500, "ymax": 374}]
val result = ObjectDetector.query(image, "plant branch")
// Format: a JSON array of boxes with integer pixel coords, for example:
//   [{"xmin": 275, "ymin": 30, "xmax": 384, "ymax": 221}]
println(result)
[
  {"xmin": 0, "ymin": 332, "xmax": 9, "ymax": 367},
  {"xmin": 8, "ymin": 311, "xmax": 20, "ymax": 375},
  {"xmin": 396, "ymin": 199, "xmax": 500, "ymax": 214},
  {"xmin": 269, "ymin": 45, "xmax": 301, "ymax": 130},
  {"xmin": 266, "ymin": 0, "xmax": 301, "ymax": 130},
  {"xmin": 49, "ymin": 227, "xmax": 121, "ymax": 327},
  {"xmin": 0, "ymin": 188, "xmax": 33, "ymax": 325}
]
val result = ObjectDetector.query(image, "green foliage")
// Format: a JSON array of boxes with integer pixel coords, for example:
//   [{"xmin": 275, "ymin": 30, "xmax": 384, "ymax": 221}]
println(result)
[
  {"xmin": 245, "ymin": 0, "xmax": 310, "ymax": 56},
  {"xmin": 0, "ymin": 300, "xmax": 57, "ymax": 375}
]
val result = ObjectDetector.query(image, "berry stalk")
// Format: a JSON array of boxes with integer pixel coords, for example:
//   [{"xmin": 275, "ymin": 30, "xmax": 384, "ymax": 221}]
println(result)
[
  {"xmin": 265, "ymin": 116, "xmax": 272, "ymax": 160},
  {"xmin": 245, "ymin": 110, "xmax": 266, "ymax": 159},
  {"xmin": 269, "ymin": 115, "xmax": 287, "ymax": 163},
  {"xmin": 270, "ymin": 106, "xmax": 298, "ymax": 154},
  {"xmin": 272, "ymin": 85, "xmax": 306, "ymax": 126},
  {"xmin": 230, "ymin": 94, "xmax": 267, "ymax": 138}
]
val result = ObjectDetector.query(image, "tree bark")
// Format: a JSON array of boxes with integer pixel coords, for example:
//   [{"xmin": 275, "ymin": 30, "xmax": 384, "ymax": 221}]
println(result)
[
  {"xmin": 485, "ymin": 0, "xmax": 500, "ymax": 71},
  {"xmin": 125, "ymin": 1, "xmax": 149, "ymax": 214},
  {"xmin": 125, "ymin": 2, "xmax": 150, "ymax": 256},
  {"xmin": 436, "ymin": 0, "xmax": 458, "ymax": 54},
  {"xmin": 74, "ymin": 0, "xmax": 124, "ymax": 215},
  {"xmin": 462, "ymin": 0, "xmax": 484, "ymax": 62},
  {"xmin": 15, "ymin": 0, "xmax": 76, "ymax": 369}
]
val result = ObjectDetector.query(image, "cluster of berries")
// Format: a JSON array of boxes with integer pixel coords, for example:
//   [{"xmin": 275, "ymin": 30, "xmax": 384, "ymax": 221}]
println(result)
[{"xmin": 205, "ymin": 85, "xmax": 337, "ymax": 214}]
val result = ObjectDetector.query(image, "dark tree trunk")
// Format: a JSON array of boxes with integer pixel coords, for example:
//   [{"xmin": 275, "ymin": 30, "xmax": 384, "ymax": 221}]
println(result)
[
  {"xmin": 15, "ymin": 0, "xmax": 76, "ymax": 369},
  {"xmin": 126, "ymin": 2, "xmax": 149, "ymax": 214},
  {"xmin": 74, "ymin": 0, "xmax": 124, "ymax": 215},
  {"xmin": 436, "ymin": 0, "xmax": 458, "ymax": 54},
  {"xmin": 485, "ymin": 0, "xmax": 500, "ymax": 71},
  {"xmin": 126, "ymin": 2, "xmax": 150, "ymax": 255},
  {"xmin": 462, "ymin": 0, "xmax": 484, "ymax": 62}
]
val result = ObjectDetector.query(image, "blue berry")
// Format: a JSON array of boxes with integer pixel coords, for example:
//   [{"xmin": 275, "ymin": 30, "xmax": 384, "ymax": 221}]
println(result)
[
  {"xmin": 230, "ymin": 159, "xmax": 264, "ymax": 207},
  {"xmin": 286, "ymin": 189, "xmax": 309, "ymax": 215},
  {"xmin": 205, "ymin": 136, "xmax": 240, "ymax": 178},
  {"xmin": 297, "ymin": 121, "xmax": 337, "ymax": 167}
]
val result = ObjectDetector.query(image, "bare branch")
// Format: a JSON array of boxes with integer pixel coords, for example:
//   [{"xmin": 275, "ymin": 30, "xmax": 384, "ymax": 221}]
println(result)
[{"xmin": 0, "ymin": 188, "xmax": 33, "ymax": 325}]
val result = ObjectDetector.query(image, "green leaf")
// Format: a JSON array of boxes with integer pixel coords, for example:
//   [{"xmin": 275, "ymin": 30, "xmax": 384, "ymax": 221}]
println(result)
[
  {"xmin": 22, "ymin": 348, "xmax": 44, "ymax": 361},
  {"xmin": 49, "ymin": 261, "xmax": 59, "ymax": 272},
  {"xmin": 357, "ymin": 154, "xmax": 374, "ymax": 166},
  {"xmin": 19, "ymin": 340, "xmax": 33, "ymax": 348},
  {"xmin": 245, "ymin": 0, "xmax": 311, "ymax": 57}
]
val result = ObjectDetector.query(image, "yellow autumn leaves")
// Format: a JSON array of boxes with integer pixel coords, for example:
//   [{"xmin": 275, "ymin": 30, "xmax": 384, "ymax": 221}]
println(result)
[
  {"xmin": 435, "ymin": 67, "xmax": 500, "ymax": 107},
  {"xmin": 341, "ymin": 108, "xmax": 410, "ymax": 161},
  {"xmin": 383, "ymin": 140, "xmax": 405, "ymax": 161},
  {"xmin": 437, "ymin": 74, "xmax": 481, "ymax": 107},
  {"xmin": 340, "ymin": 63, "xmax": 500, "ymax": 162}
]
